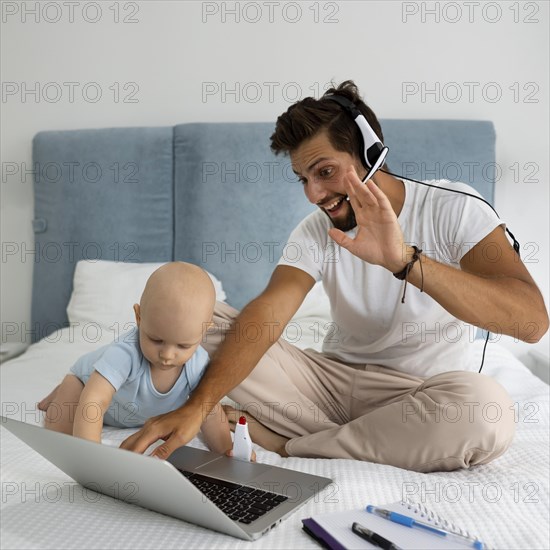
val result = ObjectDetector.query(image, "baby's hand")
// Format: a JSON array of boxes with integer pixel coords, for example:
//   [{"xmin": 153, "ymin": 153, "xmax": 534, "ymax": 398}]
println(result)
[{"xmin": 225, "ymin": 448, "xmax": 257, "ymax": 462}]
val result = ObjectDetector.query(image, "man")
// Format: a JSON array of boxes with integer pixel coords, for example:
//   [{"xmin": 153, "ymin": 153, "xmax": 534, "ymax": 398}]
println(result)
[{"xmin": 122, "ymin": 80, "xmax": 548, "ymax": 472}]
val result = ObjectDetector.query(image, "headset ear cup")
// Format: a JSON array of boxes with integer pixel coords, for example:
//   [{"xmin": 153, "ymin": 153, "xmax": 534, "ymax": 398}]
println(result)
[
  {"xmin": 364, "ymin": 147, "xmax": 389, "ymax": 182},
  {"xmin": 324, "ymin": 93, "xmax": 387, "ymax": 175},
  {"xmin": 367, "ymin": 143, "xmax": 384, "ymax": 168}
]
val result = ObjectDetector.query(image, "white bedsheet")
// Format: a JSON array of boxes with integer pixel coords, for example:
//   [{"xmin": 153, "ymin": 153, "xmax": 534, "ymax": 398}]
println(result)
[{"xmin": 1, "ymin": 329, "xmax": 549, "ymax": 549}]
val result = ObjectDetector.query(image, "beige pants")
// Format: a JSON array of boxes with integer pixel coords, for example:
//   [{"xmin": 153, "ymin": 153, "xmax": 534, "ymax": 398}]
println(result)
[{"xmin": 203, "ymin": 301, "xmax": 516, "ymax": 472}]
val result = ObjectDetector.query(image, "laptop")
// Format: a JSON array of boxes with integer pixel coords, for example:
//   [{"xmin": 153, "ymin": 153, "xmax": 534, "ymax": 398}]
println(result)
[{"xmin": 1, "ymin": 416, "xmax": 332, "ymax": 540}]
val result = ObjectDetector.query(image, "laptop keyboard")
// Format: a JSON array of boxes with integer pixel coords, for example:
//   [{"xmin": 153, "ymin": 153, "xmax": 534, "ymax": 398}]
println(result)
[{"xmin": 178, "ymin": 470, "xmax": 288, "ymax": 524}]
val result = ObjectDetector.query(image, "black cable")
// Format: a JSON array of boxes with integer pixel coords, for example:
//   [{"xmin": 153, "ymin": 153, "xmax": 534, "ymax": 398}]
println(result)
[
  {"xmin": 379, "ymin": 167, "xmax": 521, "ymax": 256},
  {"xmin": 479, "ymin": 331, "xmax": 490, "ymax": 373},
  {"xmin": 378, "ymin": 167, "xmax": 509, "ymax": 374}
]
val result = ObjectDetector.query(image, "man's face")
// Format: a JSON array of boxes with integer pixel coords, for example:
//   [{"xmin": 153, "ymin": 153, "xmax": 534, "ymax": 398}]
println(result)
[{"xmin": 290, "ymin": 131, "xmax": 363, "ymax": 232}]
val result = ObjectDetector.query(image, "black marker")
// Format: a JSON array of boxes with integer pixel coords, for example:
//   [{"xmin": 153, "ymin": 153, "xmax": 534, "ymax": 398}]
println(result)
[{"xmin": 351, "ymin": 522, "xmax": 402, "ymax": 550}]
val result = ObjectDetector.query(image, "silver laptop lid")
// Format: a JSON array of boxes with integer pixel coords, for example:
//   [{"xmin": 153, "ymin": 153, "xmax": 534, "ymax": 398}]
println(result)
[{"xmin": 1, "ymin": 416, "xmax": 332, "ymax": 540}]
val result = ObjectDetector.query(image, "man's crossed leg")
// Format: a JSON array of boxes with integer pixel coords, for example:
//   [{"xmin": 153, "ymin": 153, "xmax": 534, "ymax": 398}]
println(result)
[{"xmin": 203, "ymin": 302, "xmax": 515, "ymax": 472}]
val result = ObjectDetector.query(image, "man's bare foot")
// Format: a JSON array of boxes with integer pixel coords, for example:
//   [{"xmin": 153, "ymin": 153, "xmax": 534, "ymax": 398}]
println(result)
[
  {"xmin": 38, "ymin": 385, "xmax": 59, "ymax": 411},
  {"xmin": 223, "ymin": 405, "xmax": 289, "ymax": 457}
]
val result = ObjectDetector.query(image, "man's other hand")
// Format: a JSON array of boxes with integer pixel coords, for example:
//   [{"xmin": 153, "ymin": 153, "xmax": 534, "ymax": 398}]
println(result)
[{"xmin": 120, "ymin": 405, "xmax": 203, "ymax": 459}]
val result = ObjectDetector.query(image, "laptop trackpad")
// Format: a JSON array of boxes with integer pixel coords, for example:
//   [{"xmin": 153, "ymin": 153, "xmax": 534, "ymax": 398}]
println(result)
[{"xmin": 196, "ymin": 456, "xmax": 272, "ymax": 484}]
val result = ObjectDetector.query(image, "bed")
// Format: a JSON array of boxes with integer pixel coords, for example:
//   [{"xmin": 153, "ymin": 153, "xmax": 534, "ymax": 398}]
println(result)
[{"xmin": 1, "ymin": 121, "xmax": 548, "ymax": 549}]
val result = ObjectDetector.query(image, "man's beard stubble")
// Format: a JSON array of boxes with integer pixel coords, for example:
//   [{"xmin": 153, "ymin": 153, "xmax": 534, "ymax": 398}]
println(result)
[{"xmin": 322, "ymin": 198, "xmax": 357, "ymax": 233}]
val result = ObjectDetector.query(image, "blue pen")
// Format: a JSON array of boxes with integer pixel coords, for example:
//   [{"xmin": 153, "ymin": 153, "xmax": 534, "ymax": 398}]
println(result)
[{"xmin": 366, "ymin": 505, "xmax": 485, "ymax": 550}]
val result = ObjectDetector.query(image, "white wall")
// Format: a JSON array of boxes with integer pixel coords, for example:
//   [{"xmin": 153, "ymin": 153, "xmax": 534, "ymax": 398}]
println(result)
[{"xmin": 2, "ymin": 1, "xmax": 549, "ymax": 364}]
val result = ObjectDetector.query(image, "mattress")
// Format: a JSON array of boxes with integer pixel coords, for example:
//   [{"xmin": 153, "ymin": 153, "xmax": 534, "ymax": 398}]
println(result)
[{"xmin": 1, "ymin": 328, "xmax": 548, "ymax": 549}]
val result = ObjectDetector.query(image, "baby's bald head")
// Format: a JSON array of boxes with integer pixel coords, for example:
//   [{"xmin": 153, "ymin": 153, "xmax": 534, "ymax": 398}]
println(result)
[{"xmin": 136, "ymin": 262, "xmax": 216, "ymax": 343}]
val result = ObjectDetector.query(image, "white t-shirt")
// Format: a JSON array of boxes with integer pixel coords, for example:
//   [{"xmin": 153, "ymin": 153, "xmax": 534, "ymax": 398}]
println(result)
[{"xmin": 277, "ymin": 179, "xmax": 503, "ymax": 377}]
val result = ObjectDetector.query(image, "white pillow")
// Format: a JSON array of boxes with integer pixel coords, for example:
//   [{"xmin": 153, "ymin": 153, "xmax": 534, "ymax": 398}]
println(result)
[{"xmin": 67, "ymin": 260, "xmax": 226, "ymax": 330}]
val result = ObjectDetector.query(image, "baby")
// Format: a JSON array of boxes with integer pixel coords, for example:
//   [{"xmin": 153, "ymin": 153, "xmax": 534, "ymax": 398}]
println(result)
[{"xmin": 38, "ymin": 262, "xmax": 236, "ymax": 456}]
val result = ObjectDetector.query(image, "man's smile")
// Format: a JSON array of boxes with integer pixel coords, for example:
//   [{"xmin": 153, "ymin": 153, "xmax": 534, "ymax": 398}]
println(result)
[{"xmin": 320, "ymin": 196, "xmax": 347, "ymax": 217}]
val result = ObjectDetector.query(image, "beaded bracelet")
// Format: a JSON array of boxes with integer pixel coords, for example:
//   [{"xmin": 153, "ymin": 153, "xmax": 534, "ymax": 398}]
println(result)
[{"xmin": 393, "ymin": 245, "xmax": 424, "ymax": 303}]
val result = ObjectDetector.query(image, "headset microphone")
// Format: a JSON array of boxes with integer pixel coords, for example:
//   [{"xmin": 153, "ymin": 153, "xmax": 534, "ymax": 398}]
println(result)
[{"xmin": 324, "ymin": 94, "xmax": 389, "ymax": 183}]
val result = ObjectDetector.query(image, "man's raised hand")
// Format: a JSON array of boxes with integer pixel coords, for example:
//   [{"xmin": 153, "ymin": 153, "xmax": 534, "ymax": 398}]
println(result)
[{"xmin": 328, "ymin": 166, "xmax": 407, "ymax": 273}]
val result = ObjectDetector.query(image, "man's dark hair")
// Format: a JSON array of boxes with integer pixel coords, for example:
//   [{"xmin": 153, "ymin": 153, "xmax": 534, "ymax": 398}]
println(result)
[{"xmin": 270, "ymin": 80, "xmax": 385, "ymax": 167}]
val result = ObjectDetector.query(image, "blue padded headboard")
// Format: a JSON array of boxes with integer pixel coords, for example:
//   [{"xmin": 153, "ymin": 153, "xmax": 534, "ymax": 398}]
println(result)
[
  {"xmin": 32, "ymin": 127, "xmax": 174, "ymax": 341},
  {"xmin": 173, "ymin": 122, "xmax": 315, "ymax": 310},
  {"xmin": 31, "ymin": 120, "xmax": 495, "ymax": 341}
]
